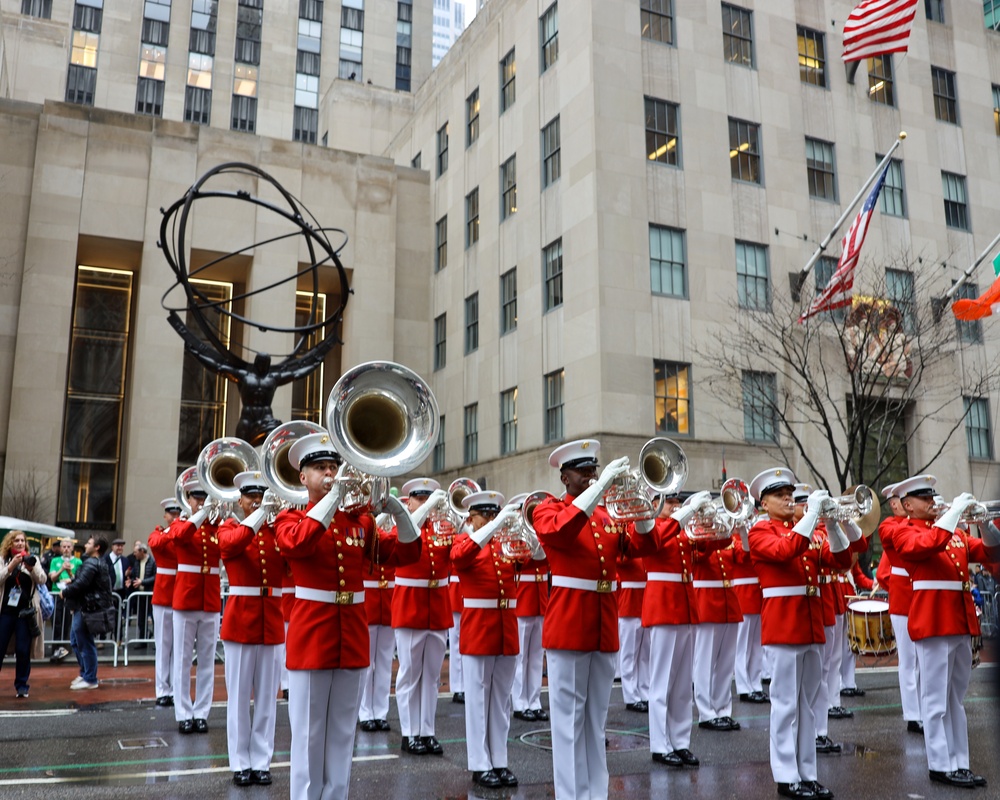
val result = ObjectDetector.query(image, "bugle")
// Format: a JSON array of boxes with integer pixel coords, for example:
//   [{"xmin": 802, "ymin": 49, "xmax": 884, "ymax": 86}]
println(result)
[
  {"xmin": 685, "ymin": 478, "xmax": 755, "ymax": 541},
  {"xmin": 495, "ymin": 492, "xmax": 538, "ymax": 561},
  {"xmin": 604, "ymin": 437, "xmax": 687, "ymax": 521},
  {"xmin": 428, "ymin": 478, "xmax": 481, "ymax": 546}
]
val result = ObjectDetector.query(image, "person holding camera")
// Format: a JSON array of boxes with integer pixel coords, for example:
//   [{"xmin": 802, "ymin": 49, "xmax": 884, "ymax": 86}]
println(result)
[
  {"xmin": 61, "ymin": 536, "xmax": 112, "ymax": 690},
  {"xmin": 0, "ymin": 530, "xmax": 47, "ymax": 698}
]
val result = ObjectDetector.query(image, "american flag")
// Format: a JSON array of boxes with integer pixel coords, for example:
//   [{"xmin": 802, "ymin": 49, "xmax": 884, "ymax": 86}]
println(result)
[
  {"xmin": 842, "ymin": 0, "xmax": 919, "ymax": 63},
  {"xmin": 799, "ymin": 166, "xmax": 890, "ymax": 324}
]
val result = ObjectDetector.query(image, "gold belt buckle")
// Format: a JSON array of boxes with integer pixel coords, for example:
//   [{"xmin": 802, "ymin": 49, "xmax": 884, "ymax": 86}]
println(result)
[
  {"xmin": 596, "ymin": 579, "xmax": 613, "ymax": 594},
  {"xmin": 378, "ymin": 579, "xmax": 388, "ymax": 589},
  {"xmin": 428, "ymin": 579, "xmax": 440, "ymax": 589},
  {"xmin": 963, "ymin": 581, "xmax": 971, "ymax": 592},
  {"xmin": 682, "ymin": 573, "xmax": 690, "ymax": 583},
  {"xmin": 335, "ymin": 591, "xmax": 354, "ymax": 605},
  {"xmin": 499, "ymin": 598, "xmax": 509, "ymax": 609},
  {"xmin": 806, "ymin": 585, "xmax": 818, "ymax": 597},
  {"xmin": 723, "ymin": 580, "xmax": 731, "ymax": 589},
  {"xmin": 201, "ymin": 566, "xmax": 209, "ymax": 574}
]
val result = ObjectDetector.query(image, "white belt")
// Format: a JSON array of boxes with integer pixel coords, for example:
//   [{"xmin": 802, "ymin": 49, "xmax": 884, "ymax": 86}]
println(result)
[
  {"xmin": 464, "ymin": 598, "xmax": 517, "ymax": 609},
  {"xmin": 294, "ymin": 586, "xmax": 366, "ymax": 605},
  {"xmin": 620, "ymin": 581, "xmax": 647, "ymax": 589},
  {"xmin": 363, "ymin": 580, "xmax": 395, "ymax": 589},
  {"xmin": 551, "ymin": 576, "xmax": 617, "ymax": 593},
  {"xmin": 762, "ymin": 585, "xmax": 820, "ymax": 598},
  {"xmin": 692, "ymin": 580, "xmax": 726, "ymax": 589},
  {"xmin": 450, "ymin": 575, "xmax": 460, "ymax": 583},
  {"xmin": 528, "ymin": 573, "xmax": 549, "ymax": 582},
  {"xmin": 912, "ymin": 580, "xmax": 966, "ymax": 592},
  {"xmin": 732, "ymin": 577, "xmax": 759, "ymax": 586},
  {"xmin": 156, "ymin": 568, "xmax": 177, "ymax": 576},
  {"xmin": 177, "ymin": 564, "xmax": 220, "ymax": 575},
  {"xmin": 227, "ymin": 585, "xmax": 281, "ymax": 597},
  {"xmin": 394, "ymin": 577, "xmax": 448, "ymax": 589},
  {"xmin": 648, "ymin": 572, "xmax": 684, "ymax": 583},
  {"xmin": 890, "ymin": 566, "xmax": 910, "ymax": 577}
]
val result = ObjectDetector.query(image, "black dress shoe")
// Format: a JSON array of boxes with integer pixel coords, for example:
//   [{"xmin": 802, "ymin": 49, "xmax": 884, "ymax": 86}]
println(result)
[
  {"xmin": 634, "ymin": 700, "xmax": 649, "ymax": 712},
  {"xmin": 929, "ymin": 770, "xmax": 975, "ymax": 788},
  {"xmin": 401, "ymin": 736, "xmax": 428, "ymax": 755},
  {"xmin": 232, "ymin": 769, "xmax": 252, "ymax": 786},
  {"xmin": 534, "ymin": 708, "xmax": 549, "ymax": 721},
  {"xmin": 421, "ymin": 735, "xmax": 444, "ymax": 755},
  {"xmin": 815, "ymin": 735, "xmax": 842, "ymax": 754},
  {"xmin": 954, "ymin": 769, "xmax": 986, "ymax": 787},
  {"xmin": 675, "ymin": 748, "xmax": 700, "ymax": 766},
  {"xmin": 625, "ymin": 702, "xmax": 642, "ymax": 711},
  {"xmin": 777, "ymin": 782, "xmax": 817, "ymax": 798},
  {"xmin": 840, "ymin": 687, "xmax": 865, "ymax": 697},
  {"xmin": 155, "ymin": 696, "xmax": 171, "ymax": 707},
  {"xmin": 520, "ymin": 708, "xmax": 538, "ymax": 721},
  {"xmin": 377, "ymin": 719, "xmax": 390, "ymax": 731},
  {"xmin": 740, "ymin": 691, "xmax": 770, "ymax": 704},
  {"xmin": 193, "ymin": 718, "xmax": 209, "ymax": 734},
  {"xmin": 472, "ymin": 770, "xmax": 502, "ymax": 788},
  {"xmin": 495, "ymin": 767, "xmax": 518, "ymax": 786},
  {"xmin": 828, "ymin": 705, "xmax": 853, "ymax": 719},
  {"xmin": 250, "ymin": 770, "xmax": 272, "ymax": 785},
  {"xmin": 698, "ymin": 717, "xmax": 732, "ymax": 731},
  {"xmin": 907, "ymin": 720, "xmax": 924, "ymax": 734},
  {"xmin": 452, "ymin": 692, "xmax": 465, "ymax": 704},
  {"xmin": 360, "ymin": 719, "xmax": 378, "ymax": 732},
  {"xmin": 723, "ymin": 716, "xmax": 741, "ymax": 730},
  {"xmin": 178, "ymin": 720, "xmax": 194, "ymax": 734},
  {"xmin": 164, "ymin": 696, "xmax": 174, "ymax": 707},
  {"xmin": 652, "ymin": 751, "xmax": 684, "ymax": 767},
  {"xmin": 803, "ymin": 781, "xmax": 833, "ymax": 799}
]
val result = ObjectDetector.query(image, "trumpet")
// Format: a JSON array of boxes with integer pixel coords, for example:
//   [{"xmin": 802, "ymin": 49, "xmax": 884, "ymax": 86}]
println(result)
[
  {"xmin": 819, "ymin": 485, "xmax": 874, "ymax": 523},
  {"xmin": 932, "ymin": 496, "xmax": 999, "ymax": 524},
  {"xmin": 428, "ymin": 478, "xmax": 481, "ymax": 546},
  {"xmin": 604, "ymin": 437, "xmax": 687, "ymax": 521},
  {"xmin": 495, "ymin": 493, "xmax": 540, "ymax": 561},
  {"xmin": 196, "ymin": 436, "xmax": 262, "ymax": 522},
  {"xmin": 685, "ymin": 478, "xmax": 755, "ymax": 541}
]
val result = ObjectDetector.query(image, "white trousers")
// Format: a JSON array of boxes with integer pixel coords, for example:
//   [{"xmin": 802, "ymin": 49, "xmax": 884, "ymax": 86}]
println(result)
[
  {"xmin": 840, "ymin": 612, "xmax": 858, "ymax": 689},
  {"xmin": 648, "ymin": 624, "xmax": 694, "ymax": 754},
  {"xmin": 734, "ymin": 613, "xmax": 763, "ymax": 694},
  {"xmin": 762, "ymin": 643, "xmax": 774, "ymax": 680},
  {"xmin": 278, "ymin": 621, "xmax": 290, "ymax": 692},
  {"xmin": 394, "ymin": 628, "xmax": 446, "ymax": 736},
  {"xmin": 617, "ymin": 616, "xmax": 650, "ymax": 704},
  {"xmin": 448, "ymin": 612, "xmax": 464, "ymax": 693},
  {"xmin": 825, "ymin": 615, "xmax": 845, "ymax": 703},
  {"xmin": 172, "ymin": 608, "xmax": 219, "ymax": 722},
  {"xmin": 464, "ymin": 654, "xmax": 516, "ymax": 771},
  {"xmin": 766, "ymin": 643, "xmax": 822, "ymax": 784},
  {"xmin": 812, "ymin": 623, "xmax": 836, "ymax": 737},
  {"xmin": 914, "ymin": 635, "xmax": 972, "ymax": 772},
  {"xmin": 223, "ymin": 641, "xmax": 280, "ymax": 771},
  {"xmin": 359, "ymin": 624, "xmax": 395, "ymax": 721},
  {"xmin": 547, "ymin": 649, "xmax": 616, "ymax": 800},
  {"xmin": 152, "ymin": 604, "xmax": 173, "ymax": 699},
  {"xmin": 512, "ymin": 616, "xmax": 544, "ymax": 712},
  {"xmin": 288, "ymin": 668, "xmax": 363, "ymax": 800},
  {"xmin": 891, "ymin": 613, "xmax": 922, "ymax": 722},
  {"xmin": 693, "ymin": 621, "xmax": 738, "ymax": 720}
]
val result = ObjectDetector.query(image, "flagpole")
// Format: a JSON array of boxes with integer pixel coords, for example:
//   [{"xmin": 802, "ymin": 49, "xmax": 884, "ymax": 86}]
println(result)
[{"xmin": 939, "ymin": 229, "xmax": 1000, "ymax": 302}]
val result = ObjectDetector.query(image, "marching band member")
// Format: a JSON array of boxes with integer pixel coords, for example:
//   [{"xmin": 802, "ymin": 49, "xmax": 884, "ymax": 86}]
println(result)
[
  {"xmin": 275, "ymin": 432, "xmax": 421, "ymax": 800},
  {"xmin": 511, "ymin": 492, "xmax": 550, "ymax": 723},
  {"xmin": 218, "ymin": 471, "xmax": 284, "ymax": 787},
  {"xmin": 393, "ymin": 478, "xmax": 452, "ymax": 756},
  {"xmin": 163, "ymin": 475, "xmax": 221, "ymax": 735},
  {"xmin": 531, "ymin": 439, "xmax": 636, "ymax": 800},
  {"xmin": 747, "ymin": 468, "xmax": 853, "ymax": 800},
  {"xmin": 629, "ymin": 490, "xmax": 711, "ymax": 768},
  {"xmin": 617, "ymin": 546, "xmax": 649, "ymax": 713},
  {"xmin": 358, "ymin": 511, "xmax": 396, "ymax": 732},
  {"xmin": 877, "ymin": 481, "xmax": 923, "ymax": 734},
  {"xmin": 448, "ymin": 553, "xmax": 465, "ymax": 705},
  {"xmin": 731, "ymin": 512, "xmax": 767, "ymax": 706},
  {"xmin": 893, "ymin": 476, "xmax": 998, "ymax": 789},
  {"xmin": 147, "ymin": 498, "xmax": 180, "ymax": 708},
  {"xmin": 451, "ymin": 490, "xmax": 523, "ymax": 788},
  {"xmin": 839, "ymin": 559, "xmax": 873, "ymax": 700}
]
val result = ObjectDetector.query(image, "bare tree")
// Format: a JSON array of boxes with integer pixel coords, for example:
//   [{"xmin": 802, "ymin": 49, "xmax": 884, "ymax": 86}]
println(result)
[
  {"xmin": 1, "ymin": 467, "xmax": 55, "ymax": 522},
  {"xmin": 699, "ymin": 252, "xmax": 1000, "ymax": 493}
]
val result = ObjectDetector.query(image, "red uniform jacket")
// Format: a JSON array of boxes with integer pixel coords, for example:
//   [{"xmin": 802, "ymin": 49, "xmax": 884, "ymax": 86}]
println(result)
[
  {"xmin": 690, "ymin": 539, "xmax": 744, "ymax": 624},
  {"xmin": 630, "ymin": 518, "xmax": 699, "ymax": 627},
  {"xmin": 532, "ymin": 494, "xmax": 638, "ymax": 652},
  {"xmin": 162, "ymin": 516, "xmax": 221, "ymax": 613},
  {"xmin": 449, "ymin": 567, "xmax": 463, "ymax": 615},
  {"xmin": 451, "ymin": 533, "xmax": 519, "ymax": 656},
  {"xmin": 363, "ymin": 560, "xmax": 396, "ymax": 627},
  {"xmin": 515, "ymin": 557, "xmax": 550, "ymax": 618},
  {"xmin": 218, "ymin": 519, "xmax": 285, "ymax": 645},
  {"xmin": 276, "ymin": 504, "xmax": 420, "ymax": 670},
  {"xmin": 878, "ymin": 516, "xmax": 912, "ymax": 616},
  {"xmin": 147, "ymin": 525, "xmax": 177, "ymax": 608},
  {"xmin": 391, "ymin": 519, "xmax": 454, "ymax": 630},
  {"xmin": 616, "ymin": 553, "xmax": 646, "ymax": 618},
  {"xmin": 729, "ymin": 533, "xmax": 762, "ymax": 616},
  {"xmin": 748, "ymin": 518, "xmax": 852, "ymax": 646},
  {"xmin": 895, "ymin": 519, "xmax": 999, "ymax": 641}
]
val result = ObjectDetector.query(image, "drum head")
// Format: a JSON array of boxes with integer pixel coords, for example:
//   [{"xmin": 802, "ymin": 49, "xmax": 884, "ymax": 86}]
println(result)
[{"xmin": 848, "ymin": 600, "xmax": 889, "ymax": 613}]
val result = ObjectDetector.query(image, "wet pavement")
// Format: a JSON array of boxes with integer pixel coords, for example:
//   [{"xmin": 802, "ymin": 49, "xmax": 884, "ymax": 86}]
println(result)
[{"xmin": 0, "ymin": 649, "xmax": 997, "ymax": 800}]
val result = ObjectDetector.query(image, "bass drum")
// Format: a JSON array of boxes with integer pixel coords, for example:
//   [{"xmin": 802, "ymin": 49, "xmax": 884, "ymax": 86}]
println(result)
[{"xmin": 846, "ymin": 598, "xmax": 896, "ymax": 657}]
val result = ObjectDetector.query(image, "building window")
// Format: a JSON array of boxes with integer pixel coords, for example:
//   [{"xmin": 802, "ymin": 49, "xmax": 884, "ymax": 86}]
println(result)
[
  {"xmin": 932, "ymin": 67, "xmax": 958, "ymax": 124},
  {"xmin": 543, "ymin": 239, "xmax": 563, "ymax": 312},
  {"xmin": 465, "ymin": 188, "xmax": 479, "ymax": 247},
  {"xmin": 954, "ymin": 283, "xmax": 983, "ymax": 344},
  {"xmin": 21, "ymin": 0, "xmax": 53, "ymax": 18},
  {"xmin": 805, "ymin": 137, "xmax": 837, "ymax": 201},
  {"xmin": 729, "ymin": 118, "xmax": 761, "ymax": 184},
  {"xmin": 339, "ymin": 0, "xmax": 363, "ymax": 81},
  {"xmin": 437, "ymin": 122, "xmax": 449, "ymax": 177},
  {"xmin": 184, "ymin": 85, "xmax": 211, "ymax": 124},
  {"xmin": 293, "ymin": 106, "xmax": 318, "ymax": 144},
  {"xmin": 942, "ymin": 171, "xmax": 970, "ymax": 231},
  {"xmin": 500, "ymin": 268, "xmax": 517, "ymax": 334},
  {"xmin": 994, "ymin": 85, "xmax": 1000, "ymax": 136},
  {"xmin": 867, "ymin": 55, "xmax": 894, "ymax": 106},
  {"xmin": 501, "ymin": 156, "xmax": 517, "ymax": 221},
  {"xmin": 641, "ymin": 0, "xmax": 673, "ymax": 44},
  {"xmin": 645, "ymin": 97, "xmax": 679, "ymax": 165},
  {"xmin": 721, "ymin": 3, "xmax": 754, "ymax": 67},
  {"xmin": 885, "ymin": 268, "xmax": 916, "ymax": 335},
  {"xmin": 434, "ymin": 313, "xmax": 446, "ymax": 371},
  {"xmin": 291, "ymin": 291, "xmax": 326, "ymax": 423},
  {"xmin": 964, "ymin": 397, "xmax": 992, "ymax": 459},
  {"xmin": 742, "ymin": 370, "xmax": 777, "ymax": 443},
  {"xmin": 435, "ymin": 216, "xmax": 448, "ymax": 272},
  {"xmin": 736, "ymin": 241, "xmax": 770, "ymax": 311},
  {"xmin": 877, "ymin": 156, "xmax": 906, "ymax": 217},
  {"xmin": 231, "ymin": 92, "xmax": 257, "ymax": 133},
  {"xmin": 544, "ymin": 369, "xmax": 565, "ymax": 443},
  {"xmin": 189, "ymin": 0, "xmax": 217, "ymax": 55},
  {"xmin": 814, "ymin": 257, "xmax": 847, "ymax": 324},
  {"xmin": 500, "ymin": 388, "xmax": 518, "ymax": 454},
  {"xmin": 433, "ymin": 415, "xmax": 446, "ymax": 472},
  {"xmin": 925, "ymin": 0, "xmax": 945, "ymax": 24},
  {"xmin": 500, "ymin": 48, "xmax": 516, "ymax": 113},
  {"xmin": 58, "ymin": 266, "xmax": 133, "ymax": 528},
  {"xmin": 396, "ymin": 1, "xmax": 412, "ymax": 91},
  {"xmin": 465, "ymin": 293, "xmax": 479, "ymax": 354},
  {"xmin": 542, "ymin": 116, "xmax": 561, "ymax": 188},
  {"xmin": 649, "ymin": 225, "xmax": 686, "ymax": 297},
  {"xmin": 988, "ymin": 1, "xmax": 1000, "ymax": 30},
  {"xmin": 797, "ymin": 26, "xmax": 826, "ymax": 87},
  {"xmin": 654, "ymin": 361, "xmax": 690, "ymax": 435},
  {"xmin": 235, "ymin": 0, "xmax": 263, "ymax": 65},
  {"xmin": 463, "ymin": 404, "xmax": 478, "ymax": 464},
  {"xmin": 540, "ymin": 3, "xmax": 559, "ymax": 72},
  {"xmin": 66, "ymin": 64, "xmax": 97, "ymax": 105},
  {"xmin": 466, "ymin": 88, "xmax": 480, "ymax": 146},
  {"xmin": 73, "ymin": 2, "xmax": 103, "ymax": 34},
  {"xmin": 136, "ymin": 76, "xmax": 165, "ymax": 116}
]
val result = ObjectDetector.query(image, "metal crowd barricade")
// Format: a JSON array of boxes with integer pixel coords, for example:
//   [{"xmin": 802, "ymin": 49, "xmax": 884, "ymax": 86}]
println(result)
[
  {"xmin": 42, "ymin": 592, "xmax": 122, "ymax": 665},
  {"xmin": 121, "ymin": 588, "xmax": 232, "ymax": 666},
  {"xmin": 979, "ymin": 589, "xmax": 998, "ymax": 639}
]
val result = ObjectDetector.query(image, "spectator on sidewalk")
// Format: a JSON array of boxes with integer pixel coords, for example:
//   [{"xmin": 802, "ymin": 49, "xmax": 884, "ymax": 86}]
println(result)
[
  {"xmin": 61, "ymin": 536, "xmax": 112, "ymax": 691},
  {"xmin": 103, "ymin": 538, "xmax": 133, "ymax": 642},
  {"xmin": 0, "ymin": 531, "xmax": 47, "ymax": 698},
  {"xmin": 126, "ymin": 541, "xmax": 156, "ymax": 647},
  {"xmin": 47, "ymin": 539, "xmax": 80, "ymax": 661}
]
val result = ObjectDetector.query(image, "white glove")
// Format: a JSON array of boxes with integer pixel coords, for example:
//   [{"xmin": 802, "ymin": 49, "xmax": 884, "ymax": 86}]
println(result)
[
  {"xmin": 983, "ymin": 520, "xmax": 1000, "ymax": 548},
  {"xmin": 241, "ymin": 506, "xmax": 267, "ymax": 534},
  {"xmin": 842, "ymin": 518, "xmax": 863, "ymax": 543},
  {"xmin": 187, "ymin": 501, "xmax": 214, "ymax": 529},
  {"xmin": 670, "ymin": 490, "xmax": 712, "ymax": 528},
  {"xmin": 826, "ymin": 519, "xmax": 850, "ymax": 553},
  {"xmin": 793, "ymin": 490, "xmax": 828, "ymax": 539},
  {"xmin": 261, "ymin": 490, "xmax": 282, "ymax": 517},
  {"xmin": 305, "ymin": 463, "xmax": 348, "ymax": 529},
  {"xmin": 530, "ymin": 537, "xmax": 547, "ymax": 560},
  {"xmin": 572, "ymin": 457, "xmax": 630, "ymax": 517},
  {"xmin": 409, "ymin": 488, "xmax": 448, "ymax": 529},
  {"xmin": 384, "ymin": 495, "xmax": 420, "ymax": 544},
  {"xmin": 633, "ymin": 518, "xmax": 655, "ymax": 534},
  {"xmin": 735, "ymin": 522, "xmax": 751, "ymax": 552},
  {"xmin": 936, "ymin": 492, "xmax": 977, "ymax": 534},
  {"xmin": 470, "ymin": 503, "xmax": 519, "ymax": 547}
]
